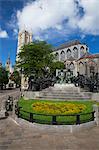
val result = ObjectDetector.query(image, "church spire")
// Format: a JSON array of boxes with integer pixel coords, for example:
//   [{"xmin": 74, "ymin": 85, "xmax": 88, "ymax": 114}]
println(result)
[
  {"xmin": 0, "ymin": 60, "xmax": 2, "ymax": 68},
  {"xmin": 6, "ymin": 54, "xmax": 11, "ymax": 72}
]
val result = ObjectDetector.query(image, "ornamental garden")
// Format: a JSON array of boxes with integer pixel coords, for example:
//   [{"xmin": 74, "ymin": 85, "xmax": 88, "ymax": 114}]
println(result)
[
  {"xmin": 17, "ymin": 98, "xmax": 98, "ymax": 125},
  {"xmin": 15, "ymin": 40, "xmax": 99, "ymax": 126}
]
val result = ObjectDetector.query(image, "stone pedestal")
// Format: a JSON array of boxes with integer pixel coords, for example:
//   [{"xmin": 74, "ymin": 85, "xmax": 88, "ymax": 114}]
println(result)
[
  {"xmin": 93, "ymin": 104, "xmax": 99, "ymax": 126},
  {"xmin": 0, "ymin": 110, "xmax": 6, "ymax": 118},
  {"xmin": 54, "ymin": 83, "xmax": 75, "ymax": 88}
]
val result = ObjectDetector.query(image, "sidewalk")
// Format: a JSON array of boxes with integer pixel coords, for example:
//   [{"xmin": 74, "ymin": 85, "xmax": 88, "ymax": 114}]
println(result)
[{"xmin": 0, "ymin": 117, "xmax": 99, "ymax": 150}]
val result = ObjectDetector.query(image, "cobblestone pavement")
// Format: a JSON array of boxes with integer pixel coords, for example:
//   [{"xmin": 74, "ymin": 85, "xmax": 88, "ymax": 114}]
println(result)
[
  {"xmin": 0, "ymin": 88, "xmax": 20, "ymax": 95},
  {"xmin": 0, "ymin": 89, "xmax": 20, "ymax": 110},
  {"xmin": 0, "ymin": 117, "xmax": 99, "ymax": 150},
  {"xmin": 0, "ymin": 89, "xmax": 20, "ymax": 100}
]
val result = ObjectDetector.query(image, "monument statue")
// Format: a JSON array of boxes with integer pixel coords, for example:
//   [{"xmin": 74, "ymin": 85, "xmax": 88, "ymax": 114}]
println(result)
[{"xmin": 56, "ymin": 69, "xmax": 73, "ymax": 84}]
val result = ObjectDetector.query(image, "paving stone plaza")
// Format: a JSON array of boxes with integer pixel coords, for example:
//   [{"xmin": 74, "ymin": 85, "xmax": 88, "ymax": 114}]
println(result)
[
  {"xmin": 0, "ymin": 89, "xmax": 99, "ymax": 150},
  {"xmin": 0, "ymin": 115, "xmax": 99, "ymax": 150}
]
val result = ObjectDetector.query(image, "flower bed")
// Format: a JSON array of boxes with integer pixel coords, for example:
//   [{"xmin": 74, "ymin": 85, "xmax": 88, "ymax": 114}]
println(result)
[
  {"xmin": 17, "ymin": 99, "xmax": 94, "ymax": 125},
  {"xmin": 32, "ymin": 102, "xmax": 86, "ymax": 115}
]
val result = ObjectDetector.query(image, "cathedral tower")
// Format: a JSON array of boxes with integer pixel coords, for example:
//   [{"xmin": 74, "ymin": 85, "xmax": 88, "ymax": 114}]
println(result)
[
  {"xmin": 16, "ymin": 30, "xmax": 33, "ymax": 89},
  {"xmin": 16, "ymin": 30, "xmax": 33, "ymax": 59},
  {"xmin": 6, "ymin": 57, "xmax": 10, "ymax": 72}
]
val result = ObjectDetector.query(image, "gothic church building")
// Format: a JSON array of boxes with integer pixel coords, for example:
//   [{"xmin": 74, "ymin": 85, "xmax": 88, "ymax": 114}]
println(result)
[
  {"xmin": 16, "ymin": 30, "xmax": 99, "ymax": 88},
  {"xmin": 53, "ymin": 40, "xmax": 99, "ymax": 77}
]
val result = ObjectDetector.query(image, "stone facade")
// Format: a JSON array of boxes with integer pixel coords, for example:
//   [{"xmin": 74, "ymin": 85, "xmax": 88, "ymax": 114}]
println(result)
[
  {"xmin": 53, "ymin": 40, "xmax": 99, "ymax": 77},
  {"xmin": 17, "ymin": 30, "xmax": 32, "ymax": 56},
  {"xmin": 53, "ymin": 40, "xmax": 89, "ymax": 62},
  {"xmin": 6, "ymin": 57, "xmax": 13, "ymax": 73},
  {"xmin": 16, "ymin": 30, "xmax": 99, "ymax": 88},
  {"xmin": 16, "ymin": 30, "xmax": 33, "ymax": 89},
  {"xmin": 77, "ymin": 53, "xmax": 99, "ymax": 77},
  {"xmin": 5, "ymin": 57, "xmax": 15, "ymax": 88}
]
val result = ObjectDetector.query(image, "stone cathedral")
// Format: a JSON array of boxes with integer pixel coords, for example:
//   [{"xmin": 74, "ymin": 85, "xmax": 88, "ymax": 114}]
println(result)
[
  {"xmin": 16, "ymin": 30, "xmax": 33, "ymax": 89},
  {"xmin": 17, "ymin": 30, "xmax": 32, "ymax": 59},
  {"xmin": 53, "ymin": 40, "xmax": 99, "ymax": 77},
  {"xmin": 16, "ymin": 30, "xmax": 99, "ymax": 89}
]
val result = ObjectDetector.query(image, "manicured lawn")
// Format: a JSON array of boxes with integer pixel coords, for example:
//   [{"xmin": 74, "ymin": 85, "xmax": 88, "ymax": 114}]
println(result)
[{"xmin": 18, "ymin": 98, "xmax": 95, "ymax": 125}]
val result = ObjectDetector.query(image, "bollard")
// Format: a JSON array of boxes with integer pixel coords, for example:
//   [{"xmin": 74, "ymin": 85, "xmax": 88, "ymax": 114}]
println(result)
[
  {"xmin": 30, "ymin": 113, "xmax": 33, "ymax": 123},
  {"xmin": 92, "ymin": 111, "xmax": 95, "ymax": 121},
  {"xmin": 52, "ymin": 116, "xmax": 57, "ymax": 125},
  {"xmin": 76, "ymin": 114, "xmax": 80, "ymax": 124},
  {"xmin": 17, "ymin": 108, "xmax": 20, "ymax": 118},
  {"xmin": 93, "ymin": 104, "xmax": 99, "ymax": 126},
  {"xmin": 16, "ymin": 106, "xmax": 22, "ymax": 118}
]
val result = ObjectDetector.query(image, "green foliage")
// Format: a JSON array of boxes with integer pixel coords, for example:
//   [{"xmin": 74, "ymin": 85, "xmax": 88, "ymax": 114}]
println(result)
[
  {"xmin": 18, "ymin": 98, "xmax": 93, "ymax": 114},
  {"xmin": 18, "ymin": 99, "xmax": 94, "ymax": 125},
  {"xmin": 50, "ymin": 61, "xmax": 65, "ymax": 75},
  {"xmin": 0, "ymin": 67, "xmax": 9, "ymax": 89},
  {"xmin": 17, "ymin": 41, "xmax": 54, "ymax": 77},
  {"xmin": 10, "ymin": 70, "xmax": 21, "ymax": 87}
]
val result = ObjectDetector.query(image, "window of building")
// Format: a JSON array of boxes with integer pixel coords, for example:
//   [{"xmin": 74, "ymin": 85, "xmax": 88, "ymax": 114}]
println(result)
[
  {"xmin": 90, "ymin": 66, "xmax": 94, "ymax": 74},
  {"xmin": 55, "ymin": 52, "xmax": 59, "ymax": 61},
  {"xmin": 69, "ymin": 62, "xmax": 74, "ymax": 71},
  {"xmin": 60, "ymin": 51, "xmax": 65, "ymax": 61},
  {"xmin": 86, "ymin": 47, "xmax": 88, "ymax": 52},
  {"xmin": 80, "ymin": 46, "xmax": 85, "ymax": 57},
  {"xmin": 73, "ymin": 47, "xmax": 78, "ymax": 58},
  {"xmin": 67, "ymin": 49, "xmax": 71, "ymax": 59},
  {"xmin": 79, "ymin": 62, "xmax": 84, "ymax": 75}
]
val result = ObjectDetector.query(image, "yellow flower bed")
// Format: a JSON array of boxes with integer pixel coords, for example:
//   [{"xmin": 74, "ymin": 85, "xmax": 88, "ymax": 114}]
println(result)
[{"xmin": 32, "ymin": 102, "xmax": 86, "ymax": 115}]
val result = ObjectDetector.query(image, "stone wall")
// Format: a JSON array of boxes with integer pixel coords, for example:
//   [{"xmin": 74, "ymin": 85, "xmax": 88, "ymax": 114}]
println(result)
[
  {"xmin": 23, "ymin": 88, "xmax": 99, "ymax": 101},
  {"xmin": 23, "ymin": 91, "xmax": 40, "ymax": 100},
  {"xmin": 93, "ymin": 104, "xmax": 99, "ymax": 126},
  {"xmin": 92, "ymin": 93, "xmax": 99, "ymax": 102}
]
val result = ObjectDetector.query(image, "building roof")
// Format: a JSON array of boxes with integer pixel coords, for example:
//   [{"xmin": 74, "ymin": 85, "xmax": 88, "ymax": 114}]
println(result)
[
  {"xmin": 53, "ymin": 40, "xmax": 81, "ymax": 51},
  {"xmin": 78, "ymin": 53, "xmax": 99, "ymax": 61}
]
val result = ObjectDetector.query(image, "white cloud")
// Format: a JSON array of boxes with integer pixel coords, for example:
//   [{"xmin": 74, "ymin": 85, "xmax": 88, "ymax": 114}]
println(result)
[
  {"xmin": 17, "ymin": 0, "xmax": 78, "ymax": 34},
  {"xmin": 34, "ymin": 35, "xmax": 44, "ymax": 41},
  {"xmin": 78, "ymin": 0, "xmax": 99, "ymax": 35},
  {"xmin": 12, "ymin": 0, "xmax": 99, "ymax": 39},
  {"xmin": 0, "ymin": 28, "xmax": 8, "ymax": 38},
  {"xmin": 80, "ymin": 34, "xmax": 86, "ymax": 40},
  {"xmin": 55, "ymin": 25, "xmax": 63, "ymax": 31},
  {"xmin": 13, "ymin": 28, "xmax": 18, "ymax": 37}
]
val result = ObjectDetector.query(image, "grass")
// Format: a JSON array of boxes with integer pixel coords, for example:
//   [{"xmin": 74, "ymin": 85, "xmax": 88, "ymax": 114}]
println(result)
[{"xmin": 18, "ymin": 98, "xmax": 95, "ymax": 125}]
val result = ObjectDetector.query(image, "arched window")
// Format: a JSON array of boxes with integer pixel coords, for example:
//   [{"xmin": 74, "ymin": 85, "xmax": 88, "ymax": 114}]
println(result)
[
  {"xmin": 90, "ymin": 66, "xmax": 94, "ymax": 74},
  {"xmin": 73, "ymin": 47, "xmax": 78, "ymax": 58},
  {"xmin": 80, "ymin": 46, "xmax": 85, "ymax": 57},
  {"xmin": 86, "ymin": 47, "xmax": 88, "ymax": 52},
  {"xmin": 69, "ymin": 62, "xmax": 74, "ymax": 71},
  {"xmin": 55, "ymin": 52, "xmax": 59, "ymax": 61},
  {"xmin": 88, "ymin": 60, "xmax": 96, "ymax": 75},
  {"xmin": 67, "ymin": 49, "xmax": 71, "ymax": 59},
  {"xmin": 79, "ymin": 62, "xmax": 84, "ymax": 75},
  {"xmin": 60, "ymin": 51, "xmax": 65, "ymax": 61}
]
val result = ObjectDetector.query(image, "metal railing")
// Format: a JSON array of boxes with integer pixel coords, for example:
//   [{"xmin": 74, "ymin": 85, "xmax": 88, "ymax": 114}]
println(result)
[{"xmin": 16, "ymin": 107, "xmax": 95, "ymax": 125}]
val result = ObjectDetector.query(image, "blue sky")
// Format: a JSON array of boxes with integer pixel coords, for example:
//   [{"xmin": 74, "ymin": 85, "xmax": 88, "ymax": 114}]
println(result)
[{"xmin": 0, "ymin": 0, "xmax": 99, "ymax": 66}]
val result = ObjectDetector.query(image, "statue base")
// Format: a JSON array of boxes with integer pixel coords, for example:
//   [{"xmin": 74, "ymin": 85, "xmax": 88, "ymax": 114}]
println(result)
[
  {"xmin": 54, "ymin": 83, "xmax": 75, "ymax": 88},
  {"xmin": 54, "ymin": 83, "xmax": 80, "ymax": 92}
]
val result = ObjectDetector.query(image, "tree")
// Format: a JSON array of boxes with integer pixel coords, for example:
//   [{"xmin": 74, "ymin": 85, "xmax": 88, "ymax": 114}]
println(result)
[
  {"xmin": 10, "ymin": 70, "xmax": 21, "ymax": 87},
  {"xmin": 0, "ymin": 67, "xmax": 9, "ymax": 89},
  {"xmin": 17, "ymin": 41, "xmax": 54, "ymax": 78},
  {"xmin": 50, "ymin": 61, "xmax": 65, "ymax": 75}
]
